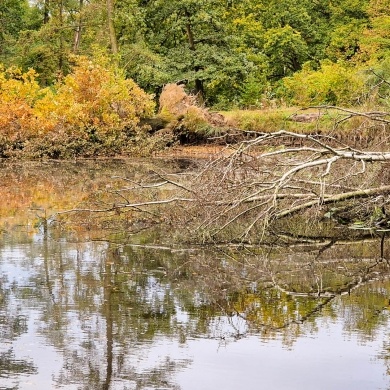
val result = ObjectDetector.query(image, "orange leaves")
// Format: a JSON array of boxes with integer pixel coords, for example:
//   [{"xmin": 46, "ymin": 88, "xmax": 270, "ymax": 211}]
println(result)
[
  {"xmin": 0, "ymin": 66, "xmax": 42, "ymax": 139},
  {"xmin": 0, "ymin": 56, "xmax": 155, "ymax": 154},
  {"xmin": 0, "ymin": 101, "xmax": 38, "ymax": 140}
]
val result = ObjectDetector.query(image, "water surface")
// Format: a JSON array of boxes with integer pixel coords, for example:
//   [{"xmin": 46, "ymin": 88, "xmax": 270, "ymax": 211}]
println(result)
[{"xmin": 0, "ymin": 160, "xmax": 389, "ymax": 389}]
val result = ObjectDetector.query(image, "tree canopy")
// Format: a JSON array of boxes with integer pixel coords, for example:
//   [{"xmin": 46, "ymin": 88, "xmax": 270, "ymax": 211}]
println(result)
[{"xmin": 1, "ymin": 0, "xmax": 389, "ymax": 107}]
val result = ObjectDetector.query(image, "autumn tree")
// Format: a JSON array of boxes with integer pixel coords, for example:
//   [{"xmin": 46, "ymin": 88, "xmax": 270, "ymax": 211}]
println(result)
[{"xmin": 0, "ymin": 57, "xmax": 155, "ymax": 157}]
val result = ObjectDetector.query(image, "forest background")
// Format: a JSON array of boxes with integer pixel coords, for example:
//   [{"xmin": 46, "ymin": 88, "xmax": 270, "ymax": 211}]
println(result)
[{"xmin": 1, "ymin": 0, "xmax": 390, "ymax": 157}]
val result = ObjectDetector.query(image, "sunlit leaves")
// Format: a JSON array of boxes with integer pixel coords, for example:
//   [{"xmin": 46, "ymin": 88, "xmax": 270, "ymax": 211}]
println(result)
[{"xmin": 0, "ymin": 56, "xmax": 155, "ymax": 155}]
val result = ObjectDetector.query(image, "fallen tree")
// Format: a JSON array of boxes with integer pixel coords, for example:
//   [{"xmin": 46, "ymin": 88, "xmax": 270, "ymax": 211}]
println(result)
[{"xmin": 57, "ymin": 107, "xmax": 390, "ymax": 244}]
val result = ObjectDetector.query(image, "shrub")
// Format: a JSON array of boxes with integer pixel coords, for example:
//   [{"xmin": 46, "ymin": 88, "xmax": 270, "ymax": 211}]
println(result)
[
  {"xmin": 36, "ymin": 56, "xmax": 155, "ymax": 137},
  {"xmin": 281, "ymin": 60, "xmax": 366, "ymax": 106},
  {"xmin": 0, "ymin": 66, "xmax": 42, "ymax": 142},
  {"xmin": 0, "ymin": 56, "xmax": 156, "ymax": 157}
]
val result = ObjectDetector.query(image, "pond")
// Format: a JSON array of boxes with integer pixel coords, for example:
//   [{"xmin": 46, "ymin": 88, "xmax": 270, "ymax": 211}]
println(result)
[{"xmin": 0, "ymin": 159, "xmax": 390, "ymax": 390}]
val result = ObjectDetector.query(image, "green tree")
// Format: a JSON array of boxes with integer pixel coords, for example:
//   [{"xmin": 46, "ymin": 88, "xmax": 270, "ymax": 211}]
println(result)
[
  {"xmin": 1, "ymin": 0, "xmax": 387, "ymax": 108},
  {"xmin": 15, "ymin": 0, "xmax": 114, "ymax": 85},
  {"xmin": 223, "ymin": 0, "xmax": 325, "ymax": 104},
  {"xmin": 0, "ymin": 0, "xmax": 30, "ymax": 64},
  {"xmin": 263, "ymin": 26, "xmax": 309, "ymax": 78},
  {"xmin": 324, "ymin": 0, "xmax": 369, "ymax": 62},
  {"xmin": 326, "ymin": 20, "xmax": 367, "ymax": 62},
  {"xmin": 121, "ymin": 0, "xmax": 249, "ymax": 104},
  {"xmin": 359, "ymin": 0, "xmax": 390, "ymax": 63},
  {"xmin": 0, "ymin": 0, "xmax": 28, "ymax": 38}
]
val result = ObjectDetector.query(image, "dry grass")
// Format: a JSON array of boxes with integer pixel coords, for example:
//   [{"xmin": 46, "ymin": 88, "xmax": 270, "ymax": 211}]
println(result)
[
  {"xmin": 158, "ymin": 83, "xmax": 198, "ymax": 119},
  {"xmin": 155, "ymin": 144, "xmax": 232, "ymax": 159}
]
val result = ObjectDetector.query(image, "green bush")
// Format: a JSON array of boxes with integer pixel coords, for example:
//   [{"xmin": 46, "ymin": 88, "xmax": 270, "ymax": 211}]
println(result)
[
  {"xmin": 365, "ymin": 57, "xmax": 390, "ymax": 107},
  {"xmin": 281, "ymin": 60, "xmax": 366, "ymax": 106}
]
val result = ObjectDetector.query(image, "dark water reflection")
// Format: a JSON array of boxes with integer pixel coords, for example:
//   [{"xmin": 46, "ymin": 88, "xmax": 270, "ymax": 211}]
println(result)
[{"xmin": 0, "ymin": 160, "xmax": 390, "ymax": 389}]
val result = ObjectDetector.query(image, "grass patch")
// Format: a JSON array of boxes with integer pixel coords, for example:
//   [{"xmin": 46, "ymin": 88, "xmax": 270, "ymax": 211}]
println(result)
[{"xmin": 220, "ymin": 106, "xmax": 390, "ymax": 143}]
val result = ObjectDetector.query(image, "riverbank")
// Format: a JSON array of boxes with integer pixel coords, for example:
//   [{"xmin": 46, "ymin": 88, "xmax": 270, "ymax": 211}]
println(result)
[
  {"xmin": 1, "ymin": 106, "xmax": 389, "ymax": 160},
  {"xmin": 1, "ymin": 74, "xmax": 389, "ymax": 159},
  {"xmin": 154, "ymin": 104, "xmax": 390, "ymax": 159}
]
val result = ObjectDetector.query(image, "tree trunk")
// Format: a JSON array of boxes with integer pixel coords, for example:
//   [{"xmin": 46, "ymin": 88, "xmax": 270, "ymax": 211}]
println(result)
[
  {"xmin": 58, "ymin": 0, "xmax": 65, "ymax": 72},
  {"xmin": 185, "ymin": 13, "xmax": 205, "ymax": 103},
  {"xmin": 44, "ymin": 0, "xmax": 50, "ymax": 23},
  {"xmin": 106, "ymin": 0, "xmax": 118, "ymax": 54},
  {"xmin": 73, "ymin": 0, "xmax": 84, "ymax": 53}
]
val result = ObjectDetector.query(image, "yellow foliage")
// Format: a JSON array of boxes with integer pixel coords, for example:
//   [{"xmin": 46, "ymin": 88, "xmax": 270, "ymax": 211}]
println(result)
[
  {"xmin": 0, "ymin": 56, "xmax": 155, "ymax": 153},
  {"xmin": 51, "ymin": 56, "xmax": 155, "ymax": 136},
  {"xmin": 0, "ymin": 66, "xmax": 42, "ymax": 139}
]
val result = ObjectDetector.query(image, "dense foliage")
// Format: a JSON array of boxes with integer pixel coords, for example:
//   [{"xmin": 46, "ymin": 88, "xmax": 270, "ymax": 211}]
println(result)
[
  {"xmin": 0, "ymin": 56, "xmax": 155, "ymax": 157},
  {"xmin": 0, "ymin": 0, "xmax": 390, "ymax": 159},
  {"xmin": 0, "ymin": 0, "xmax": 389, "ymax": 109}
]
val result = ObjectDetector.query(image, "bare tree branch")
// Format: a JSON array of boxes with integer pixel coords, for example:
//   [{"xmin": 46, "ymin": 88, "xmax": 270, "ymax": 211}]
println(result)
[
  {"xmin": 308, "ymin": 105, "xmax": 390, "ymax": 124},
  {"xmin": 275, "ymin": 185, "xmax": 390, "ymax": 219}
]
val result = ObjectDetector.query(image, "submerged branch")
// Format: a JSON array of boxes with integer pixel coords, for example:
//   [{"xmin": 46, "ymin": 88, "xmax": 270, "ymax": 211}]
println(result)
[
  {"xmin": 183, "ymin": 129, "xmax": 390, "ymax": 241},
  {"xmin": 56, "ymin": 197, "xmax": 195, "ymax": 215},
  {"xmin": 56, "ymin": 127, "xmax": 390, "ymax": 243}
]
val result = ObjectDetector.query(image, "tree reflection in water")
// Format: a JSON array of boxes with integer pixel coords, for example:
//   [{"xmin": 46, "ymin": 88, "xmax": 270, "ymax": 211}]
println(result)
[
  {"xmin": 0, "ymin": 160, "xmax": 389, "ymax": 388},
  {"xmin": 0, "ymin": 275, "xmax": 37, "ymax": 389},
  {"xmin": 0, "ymin": 230, "xmax": 390, "ymax": 388}
]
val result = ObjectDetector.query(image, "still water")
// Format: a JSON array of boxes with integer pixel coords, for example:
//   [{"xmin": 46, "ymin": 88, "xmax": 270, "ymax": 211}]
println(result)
[{"xmin": 0, "ymin": 160, "xmax": 390, "ymax": 389}]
